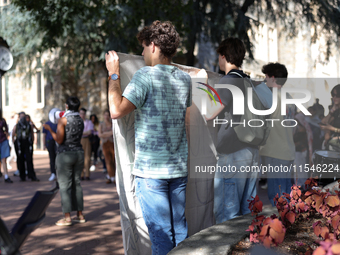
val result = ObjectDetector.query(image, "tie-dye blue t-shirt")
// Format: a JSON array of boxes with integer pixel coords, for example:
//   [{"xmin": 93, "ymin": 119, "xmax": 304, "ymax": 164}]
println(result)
[{"xmin": 122, "ymin": 64, "xmax": 192, "ymax": 179}]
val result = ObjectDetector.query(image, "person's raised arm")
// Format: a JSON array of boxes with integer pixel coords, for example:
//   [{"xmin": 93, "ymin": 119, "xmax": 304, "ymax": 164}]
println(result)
[
  {"xmin": 31, "ymin": 121, "xmax": 39, "ymax": 132},
  {"xmin": 106, "ymin": 50, "xmax": 136, "ymax": 119},
  {"xmin": 43, "ymin": 118, "xmax": 66, "ymax": 145}
]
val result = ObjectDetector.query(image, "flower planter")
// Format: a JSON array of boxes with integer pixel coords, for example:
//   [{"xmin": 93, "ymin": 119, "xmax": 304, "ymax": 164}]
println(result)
[{"xmin": 168, "ymin": 207, "xmax": 277, "ymax": 255}]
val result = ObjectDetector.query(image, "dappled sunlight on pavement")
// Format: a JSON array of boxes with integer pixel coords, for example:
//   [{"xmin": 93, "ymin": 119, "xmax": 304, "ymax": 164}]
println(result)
[{"xmin": 0, "ymin": 153, "xmax": 124, "ymax": 255}]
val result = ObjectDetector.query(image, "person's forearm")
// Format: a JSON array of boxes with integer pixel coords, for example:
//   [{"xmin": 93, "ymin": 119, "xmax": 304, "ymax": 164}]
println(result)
[
  {"xmin": 322, "ymin": 114, "xmax": 331, "ymax": 124},
  {"xmin": 83, "ymin": 130, "xmax": 92, "ymax": 136},
  {"xmin": 50, "ymin": 130, "xmax": 58, "ymax": 142},
  {"xmin": 101, "ymin": 132, "xmax": 113, "ymax": 138},
  {"xmin": 108, "ymin": 79, "xmax": 123, "ymax": 118},
  {"xmin": 332, "ymin": 126, "xmax": 340, "ymax": 133}
]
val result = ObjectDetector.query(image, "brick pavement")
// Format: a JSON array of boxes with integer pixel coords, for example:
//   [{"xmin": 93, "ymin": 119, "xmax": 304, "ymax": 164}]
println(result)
[
  {"xmin": 0, "ymin": 151, "xmax": 124, "ymax": 255},
  {"xmin": 0, "ymin": 151, "xmax": 273, "ymax": 255}
]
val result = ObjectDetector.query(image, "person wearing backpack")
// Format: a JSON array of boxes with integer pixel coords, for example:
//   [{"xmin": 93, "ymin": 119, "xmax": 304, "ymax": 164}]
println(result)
[
  {"xmin": 205, "ymin": 38, "xmax": 259, "ymax": 223},
  {"xmin": 12, "ymin": 112, "xmax": 39, "ymax": 182},
  {"xmin": 259, "ymin": 63, "xmax": 295, "ymax": 206}
]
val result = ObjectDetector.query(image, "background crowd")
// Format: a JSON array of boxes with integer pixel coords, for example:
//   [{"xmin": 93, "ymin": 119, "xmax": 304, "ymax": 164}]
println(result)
[{"xmin": 0, "ymin": 108, "xmax": 115, "ymax": 185}]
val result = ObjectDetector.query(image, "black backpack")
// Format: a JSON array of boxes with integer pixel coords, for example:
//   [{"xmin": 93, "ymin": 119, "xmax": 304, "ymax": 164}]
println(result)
[
  {"xmin": 229, "ymin": 72, "xmax": 272, "ymax": 146},
  {"xmin": 16, "ymin": 119, "xmax": 31, "ymax": 141}
]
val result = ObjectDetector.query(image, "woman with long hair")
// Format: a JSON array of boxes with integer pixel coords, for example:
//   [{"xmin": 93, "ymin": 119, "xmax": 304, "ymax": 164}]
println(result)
[
  {"xmin": 0, "ymin": 108, "xmax": 13, "ymax": 183},
  {"xmin": 98, "ymin": 110, "xmax": 115, "ymax": 184},
  {"xmin": 43, "ymin": 96, "xmax": 86, "ymax": 225},
  {"xmin": 26, "ymin": 114, "xmax": 40, "ymax": 132}
]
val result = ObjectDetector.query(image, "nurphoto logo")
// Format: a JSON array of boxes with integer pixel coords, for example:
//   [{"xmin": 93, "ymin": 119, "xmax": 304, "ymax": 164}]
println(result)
[{"xmin": 196, "ymin": 81, "xmax": 312, "ymax": 128}]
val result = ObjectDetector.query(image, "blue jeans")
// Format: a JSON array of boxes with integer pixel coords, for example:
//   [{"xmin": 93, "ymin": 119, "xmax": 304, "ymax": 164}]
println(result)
[
  {"xmin": 262, "ymin": 156, "xmax": 294, "ymax": 206},
  {"xmin": 135, "ymin": 176, "xmax": 188, "ymax": 255},
  {"xmin": 214, "ymin": 147, "xmax": 259, "ymax": 224}
]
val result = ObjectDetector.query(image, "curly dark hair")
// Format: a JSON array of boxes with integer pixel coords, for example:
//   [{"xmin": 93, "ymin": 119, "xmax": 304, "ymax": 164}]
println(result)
[
  {"xmin": 262, "ymin": 63, "xmax": 288, "ymax": 86},
  {"xmin": 217, "ymin": 38, "xmax": 246, "ymax": 67},
  {"xmin": 137, "ymin": 20, "xmax": 180, "ymax": 60}
]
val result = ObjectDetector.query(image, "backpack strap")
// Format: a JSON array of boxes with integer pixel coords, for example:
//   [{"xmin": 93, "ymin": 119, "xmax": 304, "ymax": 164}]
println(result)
[
  {"xmin": 228, "ymin": 71, "xmax": 243, "ymax": 78},
  {"xmin": 229, "ymin": 72, "xmax": 262, "ymax": 101}
]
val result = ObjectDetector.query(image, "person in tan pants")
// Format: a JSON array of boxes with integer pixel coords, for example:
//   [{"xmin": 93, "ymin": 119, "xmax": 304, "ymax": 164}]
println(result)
[
  {"xmin": 98, "ymin": 110, "xmax": 115, "ymax": 183},
  {"xmin": 79, "ymin": 108, "xmax": 94, "ymax": 180}
]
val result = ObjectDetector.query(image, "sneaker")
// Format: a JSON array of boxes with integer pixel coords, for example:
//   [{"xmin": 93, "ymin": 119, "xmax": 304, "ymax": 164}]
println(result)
[
  {"xmin": 72, "ymin": 215, "xmax": 86, "ymax": 223},
  {"xmin": 89, "ymin": 165, "xmax": 96, "ymax": 172},
  {"xmin": 13, "ymin": 170, "xmax": 19, "ymax": 177},
  {"xmin": 49, "ymin": 173, "xmax": 56, "ymax": 181},
  {"xmin": 55, "ymin": 218, "xmax": 72, "ymax": 226},
  {"xmin": 4, "ymin": 178, "xmax": 13, "ymax": 183}
]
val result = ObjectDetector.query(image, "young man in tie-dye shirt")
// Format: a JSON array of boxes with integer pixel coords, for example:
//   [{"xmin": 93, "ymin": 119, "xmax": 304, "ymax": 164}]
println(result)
[{"xmin": 105, "ymin": 20, "xmax": 192, "ymax": 255}]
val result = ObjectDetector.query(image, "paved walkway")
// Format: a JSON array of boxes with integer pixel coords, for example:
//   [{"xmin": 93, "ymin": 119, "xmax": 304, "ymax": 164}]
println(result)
[
  {"xmin": 0, "ymin": 151, "xmax": 273, "ymax": 255},
  {"xmin": 0, "ymin": 151, "xmax": 124, "ymax": 255}
]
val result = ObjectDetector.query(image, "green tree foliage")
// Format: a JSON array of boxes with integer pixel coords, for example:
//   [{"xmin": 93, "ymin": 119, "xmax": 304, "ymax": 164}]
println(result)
[
  {"xmin": 0, "ymin": 4, "xmax": 43, "ymax": 79},
  {"xmin": 5, "ymin": 0, "xmax": 340, "ymax": 70},
  {"xmin": 9, "ymin": 0, "xmax": 188, "ymax": 65},
  {"xmin": 3, "ymin": 0, "xmax": 188, "ymax": 96},
  {"xmin": 184, "ymin": 0, "xmax": 340, "ymax": 65}
]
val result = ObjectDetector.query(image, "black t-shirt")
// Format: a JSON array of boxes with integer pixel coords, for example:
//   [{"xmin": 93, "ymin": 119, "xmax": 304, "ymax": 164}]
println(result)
[{"xmin": 214, "ymin": 69, "xmax": 257, "ymax": 154}]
